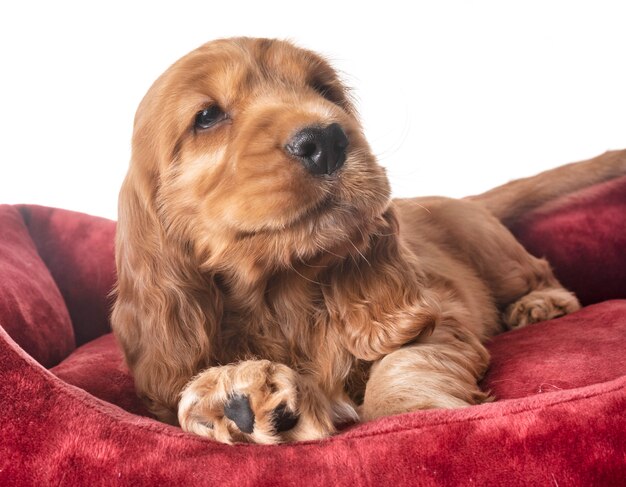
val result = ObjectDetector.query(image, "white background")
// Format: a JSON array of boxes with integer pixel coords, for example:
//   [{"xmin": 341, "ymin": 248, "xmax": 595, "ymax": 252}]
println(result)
[{"xmin": 1, "ymin": 1, "xmax": 625, "ymax": 220}]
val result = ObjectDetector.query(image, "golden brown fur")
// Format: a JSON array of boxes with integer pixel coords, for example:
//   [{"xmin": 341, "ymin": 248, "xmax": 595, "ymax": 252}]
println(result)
[{"xmin": 111, "ymin": 37, "xmax": 626, "ymax": 444}]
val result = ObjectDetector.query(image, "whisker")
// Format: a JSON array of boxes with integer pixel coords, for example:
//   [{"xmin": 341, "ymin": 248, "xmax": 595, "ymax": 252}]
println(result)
[
  {"xmin": 348, "ymin": 238, "xmax": 371, "ymax": 267},
  {"xmin": 299, "ymin": 258, "xmax": 329, "ymax": 269},
  {"xmin": 312, "ymin": 237, "xmax": 345, "ymax": 260},
  {"xmin": 414, "ymin": 203, "xmax": 432, "ymax": 214},
  {"xmin": 288, "ymin": 263, "xmax": 323, "ymax": 286}
]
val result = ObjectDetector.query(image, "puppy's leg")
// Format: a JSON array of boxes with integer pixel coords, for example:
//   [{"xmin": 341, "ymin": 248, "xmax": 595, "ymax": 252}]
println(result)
[
  {"xmin": 361, "ymin": 323, "xmax": 491, "ymax": 421},
  {"xmin": 178, "ymin": 360, "xmax": 335, "ymax": 444},
  {"xmin": 478, "ymin": 225, "xmax": 581, "ymax": 329},
  {"xmin": 416, "ymin": 198, "xmax": 581, "ymax": 330}
]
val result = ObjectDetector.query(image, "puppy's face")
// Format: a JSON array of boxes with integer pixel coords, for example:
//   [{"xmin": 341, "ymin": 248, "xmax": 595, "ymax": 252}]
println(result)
[{"xmin": 131, "ymin": 38, "xmax": 390, "ymax": 271}]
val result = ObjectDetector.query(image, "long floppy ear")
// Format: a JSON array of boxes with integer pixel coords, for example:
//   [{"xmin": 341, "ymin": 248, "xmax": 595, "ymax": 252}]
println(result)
[
  {"xmin": 111, "ymin": 105, "xmax": 223, "ymax": 424},
  {"xmin": 323, "ymin": 208, "xmax": 440, "ymax": 362}
]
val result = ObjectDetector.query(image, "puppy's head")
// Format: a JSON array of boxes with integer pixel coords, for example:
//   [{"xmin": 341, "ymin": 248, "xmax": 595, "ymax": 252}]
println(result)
[{"xmin": 125, "ymin": 37, "xmax": 391, "ymax": 276}]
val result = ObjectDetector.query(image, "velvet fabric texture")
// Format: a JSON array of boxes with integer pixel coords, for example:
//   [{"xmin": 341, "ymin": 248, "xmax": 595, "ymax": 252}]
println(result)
[
  {"xmin": 1, "ymin": 176, "xmax": 625, "ymax": 486},
  {"xmin": 0, "ymin": 205, "xmax": 74, "ymax": 367},
  {"xmin": 18, "ymin": 204, "xmax": 116, "ymax": 346},
  {"xmin": 512, "ymin": 175, "xmax": 626, "ymax": 306}
]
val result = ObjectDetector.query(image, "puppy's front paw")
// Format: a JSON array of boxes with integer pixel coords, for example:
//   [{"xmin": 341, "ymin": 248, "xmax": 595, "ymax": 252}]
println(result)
[
  {"xmin": 504, "ymin": 287, "xmax": 581, "ymax": 329},
  {"xmin": 178, "ymin": 360, "xmax": 333, "ymax": 444}
]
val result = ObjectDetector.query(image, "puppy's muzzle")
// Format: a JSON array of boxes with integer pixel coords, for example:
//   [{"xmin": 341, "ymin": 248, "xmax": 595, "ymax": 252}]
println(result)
[{"xmin": 285, "ymin": 123, "xmax": 348, "ymax": 176}]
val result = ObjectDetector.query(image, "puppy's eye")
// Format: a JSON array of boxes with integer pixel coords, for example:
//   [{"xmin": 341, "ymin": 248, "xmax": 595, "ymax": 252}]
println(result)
[
  {"xmin": 311, "ymin": 79, "xmax": 346, "ymax": 108},
  {"xmin": 194, "ymin": 105, "xmax": 226, "ymax": 131}
]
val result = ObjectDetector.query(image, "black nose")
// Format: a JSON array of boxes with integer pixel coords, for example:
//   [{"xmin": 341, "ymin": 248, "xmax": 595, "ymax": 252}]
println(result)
[{"xmin": 285, "ymin": 123, "xmax": 348, "ymax": 175}]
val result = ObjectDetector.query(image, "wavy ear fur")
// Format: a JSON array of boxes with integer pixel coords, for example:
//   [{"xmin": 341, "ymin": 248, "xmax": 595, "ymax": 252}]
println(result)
[
  {"xmin": 111, "ymin": 132, "xmax": 223, "ymax": 424},
  {"xmin": 323, "ymin": 210, "xmax": 440, "ymax": 362}
]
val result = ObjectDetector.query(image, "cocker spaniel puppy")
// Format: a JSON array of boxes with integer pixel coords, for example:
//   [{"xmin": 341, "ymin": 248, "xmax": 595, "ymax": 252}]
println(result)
[{"xmin": 112, "ymin": 37, "xmax": 626, "ymax": 444}]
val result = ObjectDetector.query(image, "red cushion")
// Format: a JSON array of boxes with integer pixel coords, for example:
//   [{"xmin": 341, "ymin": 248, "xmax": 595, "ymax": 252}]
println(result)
[
  {"xmin": 482, "ymin": 300, "xmax": 626, "ymax": 399},
  {"xmin": 2, "ymin": 171, "xmax": 626, "ymax": 486},
  {"xmin": 0, "ymin": 205, "xmax": 74, "ymax": 367},
  {"xmin": 1, "ymin": 324, "xmax": 624, "ymax": 486},
  {"xmin": 51, "ymin": 333, "xmax": 151, "ymax": 417},
  {"xmin": 513, "ymin": 175, "xmax": 626, "ymax": 306},
  {"xmin": 17, "ymin": 205, "xmax": 116, "ymax": 346}
]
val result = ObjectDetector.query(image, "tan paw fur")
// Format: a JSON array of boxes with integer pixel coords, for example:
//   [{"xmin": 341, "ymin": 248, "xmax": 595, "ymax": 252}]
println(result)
[
  {"xmin": 504, "ymin": 287, "xmax": 581, "ymax": 329},
  {"xmin": 178, "ymin": 360, "xmax": 334, "ymax": 444}
]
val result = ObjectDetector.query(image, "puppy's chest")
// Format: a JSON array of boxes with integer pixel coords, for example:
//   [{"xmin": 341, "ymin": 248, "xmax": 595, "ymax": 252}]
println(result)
[{"xmin": 220, "ymin": 277, "xmax": 330, "ymax": 365}]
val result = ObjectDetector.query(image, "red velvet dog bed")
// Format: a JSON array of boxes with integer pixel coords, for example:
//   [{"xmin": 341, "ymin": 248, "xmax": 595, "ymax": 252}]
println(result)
[{"xmin": 1, "ymin": 176, "xmax": 625, "ymax": 486}]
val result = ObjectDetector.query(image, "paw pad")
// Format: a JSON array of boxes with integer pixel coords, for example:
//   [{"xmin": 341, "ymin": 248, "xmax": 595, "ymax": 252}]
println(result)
[
  {"xmin": 224, "ymin": 394, "xmax": 255, "ymax": 434},
  {"xmin": 271, "ymin": 403, "xmax": 299, "ymax": 432}
]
